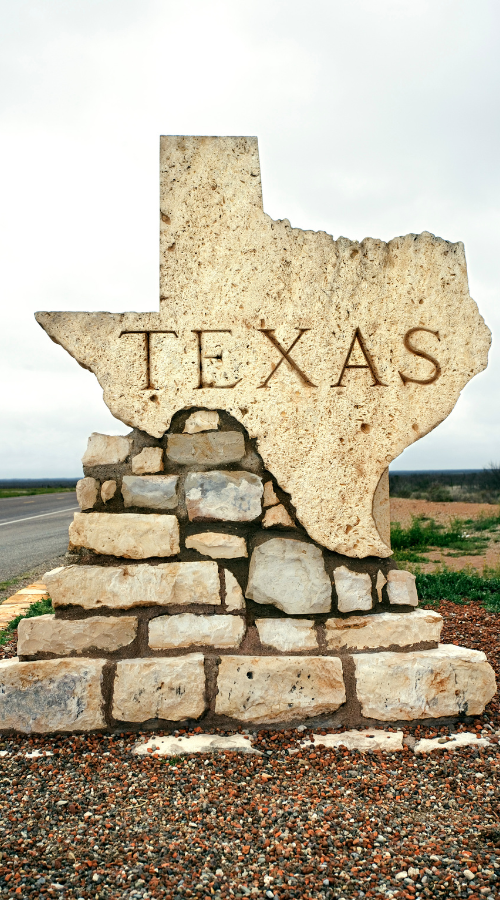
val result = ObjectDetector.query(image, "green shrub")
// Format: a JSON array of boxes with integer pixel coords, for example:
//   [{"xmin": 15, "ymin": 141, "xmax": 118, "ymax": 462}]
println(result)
[
  {"xmin": 416, "ymin": 568, "xmax": 500, "ymax": 612},
  {"xmin": 390, "ymin": 516, "xmax": 487, "ymax": 555}
]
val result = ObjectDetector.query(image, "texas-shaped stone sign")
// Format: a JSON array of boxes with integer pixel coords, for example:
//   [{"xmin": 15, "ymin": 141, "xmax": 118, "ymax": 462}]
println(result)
[{"xmin": 36, "ymin": 136, "xmax": 491, "ymax": 558}]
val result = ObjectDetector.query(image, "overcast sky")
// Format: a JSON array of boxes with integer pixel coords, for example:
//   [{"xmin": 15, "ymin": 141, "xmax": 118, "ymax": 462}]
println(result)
[{"xmin": 1, "ymin": 0, "xmax": 499, "ymax": 477}]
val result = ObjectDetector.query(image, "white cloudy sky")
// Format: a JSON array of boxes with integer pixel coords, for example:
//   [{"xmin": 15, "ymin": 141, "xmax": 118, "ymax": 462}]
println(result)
[{"xmin": 1, "ymin": 0, "xmax": 499, "ymax": 477}]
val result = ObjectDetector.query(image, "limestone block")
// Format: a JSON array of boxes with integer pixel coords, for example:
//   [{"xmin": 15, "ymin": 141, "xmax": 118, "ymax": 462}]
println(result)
[
  {"xmin": 68, "ymin": 512, "xmax": 180, "ymax": 559},
  {"xmin": 387, "ymin": 570, "xmax": 419, "ymax": 606},
  {"xmin": 262, "ymin": 504, "xmax": 295, "ymax": 528},
  {"xmin": 149, "ymin": 613, "xmax": 245, "ymax": 649},
  {"xmin": 183, "ymin": 410, "xmax": 219, "ymax": 433},
  {"xmin": 133, "ymin": 733, "xmax": 260, "ymax": 755},
  {"xmin": 354, "ymin": 645, "xmax": 497, "ymax": 720},
  {"xmin": 215, "ymin": 656, "xmax": 346, "ymax": 724},
  {"xmin": 131, "ymin": 446, "xmax": 164, "ymax": 474},
  {"xmin": 372, "ymin": 467, "xmax": 390, "ymax": 549},
  {"xmin": 82, "ymin": 433, "xmax": 131, "ymax": 466},
  {"xmin": 44, "ymin": 561, "xmax": 220, "ymax": 609},
  {"xmin": 121, "ymin": 475, "xmax": 178, "ymax": 510},
  {"xmin": 167, "ymin": 432, "xmax": 245, "ymax": 465},
  {"xmin": 185, "ymin": 532, "xmax": 247, "ymax": 559},
  {"xmin": 17, "ymin": 614, "xmax": 138, "ymax": 656},
  {"xmin": 263, "ymin": 481, "xmax": 279, "ymax": 507},
  {"xmin": 246, "ymin": 538, "xmax": 331, "ymax": 615},
  {"xmin": 334, "ymin": 566, "xmax": 373, "ymax": 613},
  {"xmin": 256, "ymin": 618, "xmax": 317, "ymax": 652},
  {"xmin": 112, "ymin": 655, "xmax": 206, "ymax": 722},
  {"xmin": 185, "ymin": 471, "xmax": 263, "ymax": 522},
  {"xmin": 375, "ymin": 570, "xmax": 387, "ymax": 603},
  {"xmin": 326, "ymin": 609, "xmax": 443, "ymax": 651},
  {"xmin": 224, "ymin": 570, "xmax": 245, "ymax": 611},
  {"xmin": 0, "ymin": 657, "xmax": 105, "ymax": 733},
  {"xmin": 101, "ymin": 480, "xmax": 117, "ymax": 503},
  {"xmin": 76, "ymin": 477, "xmax": 99, "ymax": 511},
  {"xmin": 414, "ymin": 732, "xmax": 491, "ymax": 754},
  {"xmin": 303, "ymin": 730, "xmax": 404, "ymax": 752}
]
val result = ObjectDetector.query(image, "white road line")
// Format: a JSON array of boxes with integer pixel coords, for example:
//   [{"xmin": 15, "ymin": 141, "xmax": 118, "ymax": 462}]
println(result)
[{"xmin": 0, "ymin": 508, "xmax": 79, "ymax": 527}]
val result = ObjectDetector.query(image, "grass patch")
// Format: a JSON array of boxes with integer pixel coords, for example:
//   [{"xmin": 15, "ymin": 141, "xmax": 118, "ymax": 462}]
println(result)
[
  {"xmin": 390, "ymin": 516, "xmax": 489, "ymax": 558},
  {"xmin": 0, "ymin": 488, "xmax": 75, "ymax": 498},
  {"xmin": 416, "ymin": 568, "xmax": 500, "ymax": 612},
  {"xmin": 0, "ymin": 597, "xmax": 53, "ymax": 646}
]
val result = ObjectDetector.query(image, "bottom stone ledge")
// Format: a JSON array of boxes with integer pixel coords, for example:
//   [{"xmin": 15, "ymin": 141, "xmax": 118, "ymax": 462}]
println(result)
[{"xmin": 0, "ymin": 657, "xmax": 106, "ymax": 733}]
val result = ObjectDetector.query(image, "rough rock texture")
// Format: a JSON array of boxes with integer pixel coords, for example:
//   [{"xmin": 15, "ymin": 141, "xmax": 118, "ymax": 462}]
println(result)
[
  {"xmin": 44, "ymin": 561, "xmax": 220, "ymax": 610},
  {"xmin": 263, "ymin": 481, "xmax": 279, "ymax": 507},
  {"xmin": 0, "ymin": 658, "xmax": 105, "ymax": 733},
  {"xmin": 81, "ymin": 433, "xmax": 131, "ymax": 466},
  {"xmin": 414, "ymin": 732, "xmax": 491, "ymax": 754},
  {"xmin": 387, "ymin": 569, "xmax": 419, "ymax": 606},
  {"xmin": 224, "ymin": 570, "xmax": 245, "ymax": 611},
  {"xmin": 333, "ymin": 566, "xmax": 373, "ymax": 613},
  {"xmin": 121, "ymin": 475, "xmax": 178, "ymax": 510},
  {"xmin": 215, "ymin": 656, "xmax": 346, "ymax": 724},
  {"xmin": 372, "ymin": 468, "xmax": 391, "ymax": 548},
  {"xmin": 167, "ymin": 432, "xmax": 245, "ymax": 465},
  {"xmin": 303, "ymin": 730, "xmax": 404, "ymax": 752},
  {"xmin": 131, "ymin": 446, "xmax": 164, "ymax": 474},
  {"xmin": 262, "ymin": 504, "xmax": 295, "ymax": 529},
  {"xmin": 133, "ymin": 733, "xmax": 259, "ymax": 755},
  {"xmin": 101, "ymin": 480, "xmax": 117, "ymax": 503},
  {"xmin": 325, "ymin": 609, "xmax": 443, "ymax": 650},
  {"xmin": 36, "ymin": 137, "xmax": 491, "ymax": 559},
  {"xmin": 183, "ymin": 410, "xmax": 219, "ymax": 433},
  {"xmin": 17, "ymin": 614, "xmax": 138, "ymax": 656},
  {"xmin": 185, "ymin": 471, "xmax": 263, "ymax": 522},
  {"xmin": 354, "ymin": 645, "xmax": 497, "ymax": 720},
  {"xmin": 246, "ymin": 538, "xmax": 331, "ymax": 615},
  {"xmin": 185, "ymin": 532, "xmax": 247, "ymax": 559},
  {"xmin": 148, "ymin": 614, "xmax": 245, "ymax": 649},
  {"xmin": 76, "ymin": 477, "xmax": 99, "ymax": 511},
  {"xmin": 375, "ymin": 570, "xmax": 387, "ymax": 603},
  {"xmin": 68, "ymin": 512, "xmax": 180, "ymax": 559},
  {"xmin": 112, "ymin": 655, "xmax": 206, "ymax": 722},
  {"xmin": 255, "ymin": 618, "xmax": 317, "ymax": 652}
]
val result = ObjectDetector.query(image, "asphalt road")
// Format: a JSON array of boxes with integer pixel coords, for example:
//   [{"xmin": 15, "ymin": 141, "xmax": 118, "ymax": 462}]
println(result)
[{"xmin": 0, "ymin": 493, "xmax": 79, "ymax": 583}]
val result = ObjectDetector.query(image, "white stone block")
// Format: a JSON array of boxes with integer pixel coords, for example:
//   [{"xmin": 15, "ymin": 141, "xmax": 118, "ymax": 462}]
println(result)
[
  {"xmin": 82, "ymin": 433, "xmax": 131, "ymax": 466},
  {"xmin": 101, "ymin": 480, "xmax": 117, "ymax": 503},
  {"xmin": 17, "ymin": 614, "xmax": 137, "ymax": 656},
  {"xmin": 185, "ymin": 532, "xmax": 247, "ymax": 559},
  {"xmin": 167, "ymin": 432, "xmax": 245, "ymax": 465},
  {"xmin": 131, "ymin": 447, "xmax": 164, "ymax": 474},
  {"xmin": 121, "ymin": 475, "xmax": 178, "ymax": 510},
  {"xmin": 354, "ymin": 645, "xmax": 497, "ymax": 720},
  {"xmin": 185, "ymin": 471, "xmax": 263, "ymax": 522},
  {"xmin": 133, "ymin": 733, "xmax": 260, "ymax": 755},
  {"xmin": 224, "ymin": 570, "xmax": 245, "ymax": 611},
  {"xmin": 302, "ymin": 730, "xmax": 404, "ymax": 752},
  {"xmin": 215, "ymin": 656, "xmax": 345, "ymax": 724},
  {"xmin": 386, "ymin": 570, "xmax": 419, "ymax": 606},
  {"xmin": 263, "ymin": 481, "xmax": 279, "ymax": 507},
  {"xmin": 414, "ymin": 731, "xmax": 491, "ymax": 754},
  {"xmin": 148, "ymin": 614, "xmax": 245, "ymax": 649},
  {"xmin": 256, "ymin": 618, "xmax": 317, "ymax": 652},
  {"xmin": 69, "ymin": 512, "xmax": 180, "ymax": 559},
  {"xmin": 325, "ymin": 609, "xmax": 442, "ymax": 651},
  {"xmin": 334, "ymin": 566, "xmax": 373, "ymax": 613},
  {"xmin": 262, "ymin": 505, "xmax": 295, "ymax": 528},
  {"xmin": 246, "ymin": 538, "xmax": 331, "ymax": 615},
  {"xmin": 0, "ymin": 658, "xmax": 105, "ymax": 733},
  {"xmin": 112, "ymin": 655, "xmax": 206, "ymax": 722},
  {"xmin": 76, "ymin": 477, "xmax": 99, "ymax": 510},
  {"xmin": 183, "ymin": 410, "xmax": 219, "ymax": 433},
  {"xmin": 44, "ymin": 561, "xmax": 220, "ymax": 610}
]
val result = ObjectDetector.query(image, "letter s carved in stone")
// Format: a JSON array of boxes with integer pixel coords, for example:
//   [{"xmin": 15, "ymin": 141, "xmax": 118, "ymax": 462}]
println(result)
[{"xmin": 399, "ymin": 327, "xmax": 441, "ymax": 386}]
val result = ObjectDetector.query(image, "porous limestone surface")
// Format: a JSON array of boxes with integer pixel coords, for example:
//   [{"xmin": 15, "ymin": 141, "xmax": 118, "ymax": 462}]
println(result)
[
  {"xmin": 334, "ymin": 566, "xmax": 373, "ymax": 613},
  {"xmin": 354, "ymin": 645, "xmax": 497, "ymax": 720},
  {"xmin": 17, "ymin": 614, "xmax": 138, "ymax": 656},
  {"xmin": 69, "ymin": 512, "xmax": 180, "ymax": 559},
  {"xmin": 44, "ymin": 561, "xmax": 220, "ymax": 609},
  {"xmin": 185, "ymin": 471, "xmax": 263, "ymax": 522},
  {"xmin": 256, "ymin": 618, "xmax": 317, "ymax": 652},
  {"xmin": 0, "ymin": 658, "xmax": 105, "ymax": 733},
  {"xmin": 372, "ymin": 468, "xmax": 391, "ymax": 548},
  {"xmin": 262, "ymin": 504, "xmax": 295, "ymax": 529},
  {"xmin": 224, "ymin": 570, "xmax": 245, "ymax": 611},
  {"xmin": 148, "ymin": 613, "xmax": 245, "ymax": 649},
  {"xmin": 133, "ymin": 733, "xmax": 260, "ymax": 755},
  {"xmin": 167, "ymin": 432, "xmax": 245, "ymax": 465},
  {"xmin": 183, "ymin": 410, "xmax": 219, "ymax": 433},
  {"xmin": 112, "ymin": 655, "xmax": 206, "ymax": 722},
  {"xmin": 185, "ymin": 532, "xmax": 247, "ymax": 559},
  {"xmin": 246, "ymin": 538, "xmax": 331, "ymax": 615},
  {"xmin": 36, "ymin": 137, "xmax": 491, "ymax": 560},
  {"xmin": 76, "ymin": 477, "xmax": 99, "ymax": 511},
  {"xmin": 414, "ymin": 732, "xmax": 491, "ymax": 754},
  {"xmin": 215, "ymin": 656, "xmax": 346, "ymax": 724},
  {"xmin": 131, "ymin": 446, "xmax": 164, "ymax": 474},
  {"xmin": 325, "ymin": 609, "xmax": 443, "ymax": 651},
  {"xmin": 387, "ymin": 570, "xmax": 419, "ymax": 606},
  {"xmin": 101, "ymin": 480, "xmax": 117, "ymax": 503},
  {"xmin": 121, "ymin": 475, "xmax": 178, "ymax": 510},
  {"xmin": 263, "ymin": 481, "xmax": 279, "ymax": 507},
  {"xmin": 302, "ymin": 730, "xmax": 404, "ymax": 752},
  {"xmin": 82, "ymin": 433, "xmax": 131, "ymax": 466}
]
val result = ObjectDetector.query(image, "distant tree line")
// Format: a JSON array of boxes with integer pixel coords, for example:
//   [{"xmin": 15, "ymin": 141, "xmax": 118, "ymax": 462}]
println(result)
[{"xmin": 389, "ymin": 464, "xmax": 500, "ymax": 503}]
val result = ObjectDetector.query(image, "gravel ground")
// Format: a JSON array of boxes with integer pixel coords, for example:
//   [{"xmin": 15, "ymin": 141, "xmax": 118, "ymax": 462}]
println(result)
[{"xmin": 0, "ymin": 600, "xmax": 498, "ymax": 900}]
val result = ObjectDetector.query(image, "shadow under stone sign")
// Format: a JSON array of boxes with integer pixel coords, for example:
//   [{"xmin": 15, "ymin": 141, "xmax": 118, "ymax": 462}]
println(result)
[{"xmin": 0, "ymin": 135, "xmax": 495, "ymax": 734}]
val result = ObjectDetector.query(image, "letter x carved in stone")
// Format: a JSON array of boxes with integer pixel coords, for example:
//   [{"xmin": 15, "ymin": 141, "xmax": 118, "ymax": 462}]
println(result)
[{"xmin": 257, "ymin": 328, "xmax": 317, "ymax": 388}]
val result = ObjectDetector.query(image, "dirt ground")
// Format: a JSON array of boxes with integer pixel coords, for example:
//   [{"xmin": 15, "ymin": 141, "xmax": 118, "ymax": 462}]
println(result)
[{"xmin": 390, "ymin": 498, "xmax": 500, "ymax": 573}]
